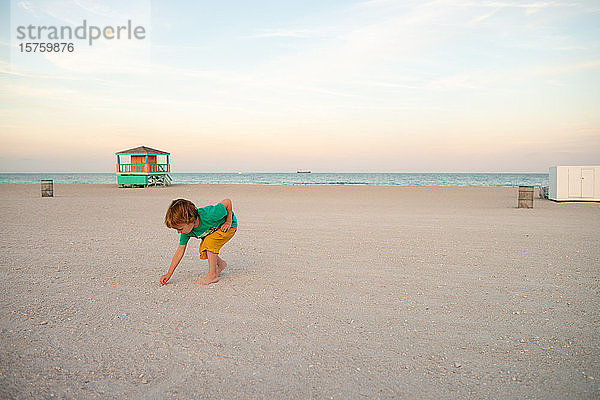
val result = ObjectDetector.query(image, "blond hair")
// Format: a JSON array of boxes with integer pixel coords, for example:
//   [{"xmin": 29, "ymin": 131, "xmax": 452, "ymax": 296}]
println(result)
[{"xmin": 165, "ymin": 199, "xmax": 198, "ymax": 228}]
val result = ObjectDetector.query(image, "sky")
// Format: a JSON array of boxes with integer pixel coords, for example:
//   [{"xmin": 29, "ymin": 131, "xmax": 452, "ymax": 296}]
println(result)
[{"xmin": 1, "ymin": 0, "xmax": 599, "ymax": 173}]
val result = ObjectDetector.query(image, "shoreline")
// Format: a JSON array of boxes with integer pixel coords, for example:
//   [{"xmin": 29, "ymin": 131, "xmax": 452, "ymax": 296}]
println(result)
[{"xmin": 0, "ymin": 182, "xmax": 547, "ymax": 188}]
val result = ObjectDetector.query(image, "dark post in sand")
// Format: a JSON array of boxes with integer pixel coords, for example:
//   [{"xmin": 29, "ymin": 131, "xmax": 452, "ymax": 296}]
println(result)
[
  {"xmin": 518, "ymin": 186, "xmax": 534, "ymax": 208},
  {"xmin": 41, "ymin": 180, "xmax": 53, "ymax": 197}
]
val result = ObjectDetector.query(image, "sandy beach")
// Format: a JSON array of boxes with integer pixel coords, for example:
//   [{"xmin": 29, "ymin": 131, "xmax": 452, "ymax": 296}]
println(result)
[{"xmin": 0, "ymin": 183, "xmax": 598, "ymax": 399}]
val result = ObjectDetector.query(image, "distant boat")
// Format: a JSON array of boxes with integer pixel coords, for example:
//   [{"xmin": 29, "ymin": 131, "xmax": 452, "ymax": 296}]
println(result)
[{"xmin": 296, "ymin": 170, "xmax": 311, "ymax": 173}]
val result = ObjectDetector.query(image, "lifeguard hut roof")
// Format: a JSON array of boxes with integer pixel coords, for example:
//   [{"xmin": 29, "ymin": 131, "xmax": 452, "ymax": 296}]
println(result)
[{"xmin": 116, "ymin": 146, "xmax": 169, "ymax": 155}]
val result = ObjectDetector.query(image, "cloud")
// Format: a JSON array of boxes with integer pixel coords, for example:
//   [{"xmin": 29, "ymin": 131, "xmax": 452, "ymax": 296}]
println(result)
[
  {"xmin": 72, "ymin": 0, "xmax": 126, "ymax": 19},
  {"xmin": 467, "ymin": 8, "xmax": 499, "ymax": 24},
  {"xmin": 426, "ymin": 60, "xmax": 600, "ymax": 90},
  {"xmin": 244, "ymin": 28, "xmax": 323, "ymax": 39},
  {"xmin": 0, "ymin": 60, "xmax": 91, "ymax": 81},
  {"xmin": 17, "ymin": 1, "xmax": 34, "ymax": 12},
  {"xmin": 450, "ymin": 1, "xmax": 575, "ymax": 10},
  {"xmin": 350, "ymin": 79, "xmax": 421, "ymax": 90}
]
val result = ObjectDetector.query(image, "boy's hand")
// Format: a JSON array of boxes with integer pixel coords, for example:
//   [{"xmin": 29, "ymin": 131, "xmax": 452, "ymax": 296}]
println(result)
[
  {"xmin": 220, "ymin": 221, "xmax": 231, "ymax": 232},
  {"xmin": 160, "ymin": 273, "xmax": 172, "ymax": 285}
]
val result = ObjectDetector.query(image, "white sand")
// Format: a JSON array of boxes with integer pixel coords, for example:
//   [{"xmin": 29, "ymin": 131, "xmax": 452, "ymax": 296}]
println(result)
[{"xmin": 0, "ymin": 184, "xmax": 598, "ymax": 399}]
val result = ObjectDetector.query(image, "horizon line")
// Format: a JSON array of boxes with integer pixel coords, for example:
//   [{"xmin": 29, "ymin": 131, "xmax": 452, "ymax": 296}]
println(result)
[{"xmin": 0, "ymin": 171, "xmax": 551, "ymax": 174}]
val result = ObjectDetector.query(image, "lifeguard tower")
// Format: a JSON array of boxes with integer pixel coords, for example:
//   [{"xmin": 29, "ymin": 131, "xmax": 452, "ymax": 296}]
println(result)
[{"xmin": 115, "ymin": 146, "xmax": 172, "ymax": 187}]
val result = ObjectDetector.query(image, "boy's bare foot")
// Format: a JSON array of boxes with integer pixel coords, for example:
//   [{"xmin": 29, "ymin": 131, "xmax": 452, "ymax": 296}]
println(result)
[
  {"xmin": 217, "ymin": 260, "xmax": 227, "ymax": 276},
  {"xmin": 194, "ymin": 274, "xmax": 219, "ymax": 285}
]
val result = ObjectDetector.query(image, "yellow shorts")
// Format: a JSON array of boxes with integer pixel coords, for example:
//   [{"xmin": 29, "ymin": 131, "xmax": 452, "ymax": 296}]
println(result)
[{"xmin": 199, "ymin": 228, "xmax": 236, "ymax": 259}]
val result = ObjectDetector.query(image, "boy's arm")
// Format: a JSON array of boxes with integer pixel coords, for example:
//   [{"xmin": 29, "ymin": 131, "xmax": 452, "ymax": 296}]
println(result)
[
  {"xmin": 160, "ymin": 244, "xmax": 187, "ymax": 285},
  {"xmin": 219, "ymin": 199, "xmax": 233, "ymax": 232}
]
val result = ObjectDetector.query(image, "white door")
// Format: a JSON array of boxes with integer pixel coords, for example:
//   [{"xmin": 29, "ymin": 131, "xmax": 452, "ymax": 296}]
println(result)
[
  {"xmin": 568, "ymin": 168, "xmax": 581, "ymax": 198},
  {"xmin": 582, "ymin": 169, "xmax": 594, "ymax": 198}
]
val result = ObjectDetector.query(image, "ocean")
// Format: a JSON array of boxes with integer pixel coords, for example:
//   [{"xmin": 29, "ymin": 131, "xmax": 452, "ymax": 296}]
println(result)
[{"xmin": 0, "ymin": 172, "xmax": 549, "ymax": 187}]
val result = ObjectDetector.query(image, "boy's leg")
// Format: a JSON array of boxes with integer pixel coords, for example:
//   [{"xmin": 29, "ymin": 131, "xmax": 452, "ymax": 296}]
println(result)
[
  {"xmin": 194, "ymin": 251, "xmax": 219, "ymax": 285},
  {"xmin": 196, "ymin": 228, "xmax": 235, "ymax": 285},
  {"xmin": 216, "ymin": 255, "xmax": 227, "ymax": 275}
]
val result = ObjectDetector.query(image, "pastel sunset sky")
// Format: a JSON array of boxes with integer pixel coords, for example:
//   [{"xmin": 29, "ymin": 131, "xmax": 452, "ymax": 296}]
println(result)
[{"xmin": 1, "ymin": 0, "xmax": 599, "ymax": 172}]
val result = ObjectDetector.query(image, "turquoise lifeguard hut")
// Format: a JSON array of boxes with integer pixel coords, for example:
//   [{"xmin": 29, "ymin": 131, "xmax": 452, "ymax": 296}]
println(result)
[{"xmin": 115, "ymin": 146, "xmax": 171, "ymax": 187}]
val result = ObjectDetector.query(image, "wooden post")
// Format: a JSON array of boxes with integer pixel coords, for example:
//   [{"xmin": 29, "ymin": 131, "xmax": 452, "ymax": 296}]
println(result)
[
  {"xmin": 518, "ymin": 186, "xmax": 534, "ymax": 208},
  {"xmin": 41, "ymin": 180, "xmax": 53, "ymax": 197}
]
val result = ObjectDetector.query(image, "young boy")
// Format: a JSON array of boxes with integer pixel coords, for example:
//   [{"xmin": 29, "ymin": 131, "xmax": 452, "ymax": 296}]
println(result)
[{"xmin": 161, "ymin": 198, "xmax": 237, "ymax": 285}]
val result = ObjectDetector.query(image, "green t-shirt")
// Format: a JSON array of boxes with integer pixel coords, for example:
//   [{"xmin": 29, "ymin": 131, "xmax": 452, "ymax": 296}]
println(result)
[{"xmin": 179, "ymin": 203, "xmax": 238, "ymax": 245}]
